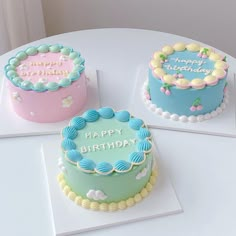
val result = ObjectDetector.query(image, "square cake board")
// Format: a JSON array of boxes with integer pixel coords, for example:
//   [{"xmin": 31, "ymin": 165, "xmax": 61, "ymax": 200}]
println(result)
[
  {"xmin": 129, "ymin": 65, "xmax": 236, "ymax": 138},
  {"xmin": 0, "ymin": 68, "xmax": 100, "ymax": 138},
  {"xmin": 41, "ymin": 139, "xmax": 183, "ymax": 236}
]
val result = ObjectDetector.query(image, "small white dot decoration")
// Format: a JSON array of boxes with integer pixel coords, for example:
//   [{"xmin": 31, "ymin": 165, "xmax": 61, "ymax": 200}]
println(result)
[{"xmin": 30, "ymin": 112, "xmax": 35, "ymax": 116}]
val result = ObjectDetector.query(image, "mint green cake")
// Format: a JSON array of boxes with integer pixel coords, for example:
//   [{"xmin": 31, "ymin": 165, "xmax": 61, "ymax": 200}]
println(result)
[{"xmin": 58, "ymin": 107, "xmax": 157, "ymax": 211}]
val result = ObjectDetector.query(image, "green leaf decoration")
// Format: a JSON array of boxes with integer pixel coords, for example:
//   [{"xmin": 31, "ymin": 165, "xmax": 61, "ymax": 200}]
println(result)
[{"xmin": 192, "ymin": 97, "xmax": 201, "ymax": 106}]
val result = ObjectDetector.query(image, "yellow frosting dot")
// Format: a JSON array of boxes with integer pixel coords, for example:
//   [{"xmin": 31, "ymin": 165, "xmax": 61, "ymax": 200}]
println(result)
[
  {"xmin": 152, "ymin": 170, "xmax": 158, "ymax": 177},
  {"xmin": 173, "ymin": 42, "xmax": 186, "ymax": 51},
  {"xmin": 99, "ymin": 203, "xmax": 108, "ymax": 211},
  {"xmin": 140, "ymin": 188, "xmax": 148, "ymax": 198},
  {"xmin": 81, "ymin": 199, "xmax": 91, "ymax": 209},
  {"xmin": 175, "ymin": 79, "xmax": 190, "ymax": 88},
  {"xmin": 153, "ymin": 68, "xmax": 166, "ymax": 78},
  {"xmin": 108, "ymin": 202, "xmax": 118, "ymax": 211},
  {"xmin": 134, "ymin": 193, "xmax": 142, "ymax": 203},
  {"xmin": 68, "ymin": 192, "xmax": 76, "ymax": 201},
  {"xmin": 204, "ymin": 75, "xmax": 217, "ymax": 85},
  {"xmin": 90, "ymin": 202, "xmax": 99, "ymax": 211},
  {"xmin": 209, "ymin": 53, "xmax": 222, "ymax": 61},
  {"xmin": 214, "ymin": 60, "xmax": 228, "ymax": 70},
  {"xmin": 212, "ymin": 69, "xmax": 226, "ymax": 78},
  {"xmin": 75, "ymin": 196, "xmax": 83, "ymax": 205},
  {"xmin": 57, "ymin": 173, "xmax": 64, "ymax": 181},
  {"xmin": 153, "ymin": 51, "xmax": 166, "ymax": 60},
  {"xmin": 186, "ymin": 43, "xmax": 200, "ymax": 52},
  {"xmin": 118, "ymin": 201, "xmax": 127, "ymax": 210},
  {"xmin": 150, "ymin": 176, "xmax": 156, "ymax": 185},
  {"xmin": 63, "ymin": 186, "xmax": 71, "ymax": 195},
  {"xmin": 162, "ymin": 45, "xmax": 174, "ymax": 55},
  {"xmin": 126, "ymin": 198, "xmax": 135, "ymax": 207},
  {"xmin": 191, "ymin": 78, "xmax": 205, "ymax": 89},
  {"xmin": 163, "ymin": 74, "xmax": 176, "ymax": 84},
  {"xmin": 146, "ymin": 183, "xmax": 153, "ymax": 192},
  {"xmin": 150, "ymin": 59, "xmax": 162, "ymax": 68},
  {"xmin": 59, "ymin": 180, "xmax": 66, "ymax": 189}
]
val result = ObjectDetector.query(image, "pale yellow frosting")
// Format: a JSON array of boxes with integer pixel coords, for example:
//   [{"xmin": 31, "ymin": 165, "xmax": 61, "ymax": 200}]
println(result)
[
  {"xmin": 191, "ymin": 78, "xmax": 206, "ymax": 89},
  {"xmin": 186, "ymin": 43, "xmax": 200, "ymax": 52},
  {"xmin": 57, "ymin": 169, "xmax": 158, "ymax": 211},
  {"xmin": 175, "ymin": 78, "xmax": 190, "ymax": 89},
  {"xmin": 153, "ymin": 51, "xmax": 166, "ymax": 60},
  {"xmin": 163, "ymin": 74, "xmax": 176, "ymax": 84},
  {"xmin": 173, "ymin": 42, "xmax": 186, "ymax": 51},
  {"xmin": 162, "ymin": 45, "xmax": 174, "ymax": 55},
  {"xmin": 204, "ymin": 75, "xmax": 218, "ymax": 85}
]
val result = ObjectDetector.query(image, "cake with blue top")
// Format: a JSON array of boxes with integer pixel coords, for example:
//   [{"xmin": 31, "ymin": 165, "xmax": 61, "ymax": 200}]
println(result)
[
  {"xmin": 57, "ymin": 107, "xmax": 157, "ymax": 211},
  {"xmin": 4, "ymin": 44, "xmax": 87, "ymax": 123},
  {"xmin": 143, "ymin": 42, "xmax": 229, "ymax": 122}
]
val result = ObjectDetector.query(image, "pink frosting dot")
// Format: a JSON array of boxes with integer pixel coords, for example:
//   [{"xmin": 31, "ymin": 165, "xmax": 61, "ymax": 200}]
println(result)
[
  {"xmin": 197, "ymin": 105, "xmax": 203, "ymax": 110},
  {"xmin": 190, "ymin": 106, "xmax": 196, "ymax": 112},
  {"xmin": 165, "ymin": 89, "xmax": 171, "ymax": 96}
]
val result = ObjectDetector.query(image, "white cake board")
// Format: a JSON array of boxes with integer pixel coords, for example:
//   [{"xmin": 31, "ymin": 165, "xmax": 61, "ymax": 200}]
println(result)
[
  {"xmin": 129, "ymin": 65, "xmax": 236, "ymax": 138},
  {"xmin": 0, "ymin": 68, "xmax": 100, "ymax": 138},
  {"xmin": 41, "ymin": 139, "xmax": 183, "ymax": 236}
]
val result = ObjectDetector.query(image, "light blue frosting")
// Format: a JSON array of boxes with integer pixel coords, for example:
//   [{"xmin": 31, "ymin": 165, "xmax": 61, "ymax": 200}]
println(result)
[
  {"xmin": 61, "ymin": 139, "xmax": 76, "ymax": 150},
  {"xmin": 129, "ymin": 118, "xmax": 144, "ymax": 130},
  {"xmin": 46, "ymin": 82, "xmax": 59, "ymax": 91},
  {"xmin": 129, "ymin": 152, "xmax": 144, "ymax": 164},
  {"xmin": 96, "ymin": 162, "xmax": 113, "ymax": 173},
  {"xmin": 137, "ymin": 140, "xmax": 152, "ymax": 152},
  {"xmin": 98, "ymin": 107, "xmax": 114, "ymax": 119},
  {"xmin": 37, "ymin": 45, "xmax": 49, "ymax": 53},
  {"xmin": 26, "ymin": 46, "xmax": 38, "ymax": 56},
  {"xmin": 62, "ymin": 107, "xmax": 151, "ymax": 175},
  {"xmin": 4, "ymin": 44, "xmax": 85, "ymax": 92},
  {"xmin": 62, "ymin": 126, "xmax": 78, "ymax": 139},
  {"xmin": 15, "ymin": 51, "xmax": 27, "ymax": 60},
  {"xmin": 67, "ymin": 150, "xmax": 83, "ymax": 163},
  {"xmin": 83, "ymin": 109, "xmax": 100, "ymax": 122},
  {"xmin": 79, "ymin": 158, "xmax": 96, "ymax": 171},
  {"xmin": 20, "ymin": 80, "xmax": 33, "ymax": 90},
  {"xmin": 70, "ymin": 117, "xmax": 86, "ymax": 130},
  {"xmin": 12, "ymin": 77, "xmax": 23, "ymax": 86},
  {"xmin": 114, "ymin": 160, "xmax": 131, "ymax": 171},
  {"xmin": 136, "ymin": 128, "xmax": 151, "ymax": 139},
  {"xmin": 115, "ymin": 110, "xmax": 130, "ymax": 122}
]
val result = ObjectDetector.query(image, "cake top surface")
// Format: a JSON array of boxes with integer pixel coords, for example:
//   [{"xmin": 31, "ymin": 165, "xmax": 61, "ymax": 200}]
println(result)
[
  {"xmin": 61, "ymin": 107, "xmax": 152, "ymax": 175},
  {"xmin": 149, "ymin": 42, "xmax": 228, "ymax": 89},
  {"xmin": 5, "ymin": 44, "xmax": 85, "ymax": 92}
]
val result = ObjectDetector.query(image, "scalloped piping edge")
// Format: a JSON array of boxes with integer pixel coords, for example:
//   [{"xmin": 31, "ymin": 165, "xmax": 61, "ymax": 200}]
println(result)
[
  {"xmin": 142, "ymin": 80, "xmax": 229, "ymax": 123},
  {"xmin": 57, "ymin": 168, "xmax": 157, "ymax": 211}
]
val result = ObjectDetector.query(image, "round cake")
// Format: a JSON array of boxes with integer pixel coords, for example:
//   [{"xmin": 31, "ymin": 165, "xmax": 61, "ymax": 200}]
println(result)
[
  {"xmin": 4, "ymin": 44, "xmax": 87, "ymax": 123},
  {"xmin": 144, "ymin": 42, "xmax": 229, "ymax": 122},
  {"xmin": 58, "ymin": 107, "xmax": 157, "ymax": 211}
]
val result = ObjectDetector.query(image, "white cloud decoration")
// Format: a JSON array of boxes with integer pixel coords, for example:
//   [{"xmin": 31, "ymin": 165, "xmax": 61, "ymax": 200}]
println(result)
[
  {"xmin": 58, "ymin": 157, "xmax": 67, "ymax": 174},
  {"xmin": 86, "ymin": 189, "xmax": 107, "ymax": 201}
]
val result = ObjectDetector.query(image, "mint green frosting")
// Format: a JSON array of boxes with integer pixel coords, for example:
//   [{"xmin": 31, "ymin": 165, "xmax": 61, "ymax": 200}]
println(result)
[{"xmin": 4, "ymin": 44, "xmax": 85, "ymax": 92}]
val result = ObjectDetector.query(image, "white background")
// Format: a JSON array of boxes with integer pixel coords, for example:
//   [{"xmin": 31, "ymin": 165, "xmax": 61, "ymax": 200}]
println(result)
[{"xmin": 41, "ymin": 0, "xmax": 236, "ymax": 57}]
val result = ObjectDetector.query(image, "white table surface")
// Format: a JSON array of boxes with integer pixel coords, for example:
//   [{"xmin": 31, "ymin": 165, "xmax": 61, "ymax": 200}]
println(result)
[{"xmin": 0, "ymin": 28, "xmax": 236, "ymax": 236}]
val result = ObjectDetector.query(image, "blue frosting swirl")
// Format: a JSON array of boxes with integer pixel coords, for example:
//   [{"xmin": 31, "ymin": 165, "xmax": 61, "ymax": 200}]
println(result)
[
  {"xmin": 25, "ymin": 46, "xmax": 38, "ymax": 56},
  {"xmin": 129, "ymin": 118, "xmax": 144, "ymax": 130},
  {"xmin": 115, "ymin": 111, "xmax": 130, "ymax": 122},
  {"xmin": 6, "ymin": 70, "xmax": 18, "ymax": 78},
  {"xmin": 9, "ymin": 58, "xmax": 20, "ymax": 66},
  {"xmin": 34, "ymin": 82, "xmax": 47, "ymax": 92},
  {"xmin": 68, "ymin": 71, "xmax": 80, "ymax": 81},
  {"xmin": 60, "ymin": 47, "xmax": 71, "ymax": 55},
  {"xmin": 70, "ymin": 116, "xmax": 86, "ymax": 130},
  {"xmin": 49, "ymin": 45, "xmax": 61, "ymax": 52},
  {"xmin": 46, "ymin": 82, "xmax": 59, "ymax": 91},
  {"xmin": 61, "ymin": 139, "xmax": 76, "ymax": 150},
  {"xmin": 79, "ymin": 158, "xmax": 96, "ymax": 171},
  {"xmin": 74, "ymin": 57, "xmax": 85, "ymax": 65},
  {"xmin": 83, "ymin": 109, "xmax": 100, "ymax": 122},
  {"xmin": 96, "ymin": 162, "xmax": 113, "ymax": 173},
  {"xmin": 66, "ymin": 150, "xmax": 83, "ymax": 163},
  {"xmin": 59, "ymin": 78, "xmax": 71, "ymax": 87},
  {"xmin": 62, "ymin": 126, "xmax": 78, "ymax": 139},
  {"xmin": 136, "ymin": 128, "xmax": 151, "ymax": 139},
  {"xmin": 12, "ymin": 77, "xmax": 23, "ymax": 86},
  {"xmin": 98, "ymin": 107, "xmax": 114, "ymax": 119},
  {"xmin": 69, "ymin": 51, "xmax": 80, "ymax": 59},
  {"xmin": 37, "ymin": 45, "xmax": 49, "ymax": 53},
  {"xmin": 129, "ymin": 152, "xmax": 144, "ymax": 164},
  {"xmin": 114, "ymin": 160, "xmax": 132, "ymax": 171},
  {"xmin": 20, "ymin": 80, "xmax": 33, "ymax": 90},
  {"xmin": 137, "ymin": 140, "xmax": 152, "ymax": 152},
  {"xmin": 15, "ymin": 51, "xmax": 27, "ymax": 60}
]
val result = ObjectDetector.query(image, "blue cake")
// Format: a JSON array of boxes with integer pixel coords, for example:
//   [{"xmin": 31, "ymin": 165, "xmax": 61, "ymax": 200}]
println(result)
[{"xmin": 144, "ymin": 43, "xmax": 229, "ymax": 122}]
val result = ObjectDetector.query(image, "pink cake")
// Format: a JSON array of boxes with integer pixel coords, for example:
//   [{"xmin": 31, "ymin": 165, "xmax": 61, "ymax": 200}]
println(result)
[{"xmin": 4, "ymin": 44, "xmax": 87, "ymax": 123}]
